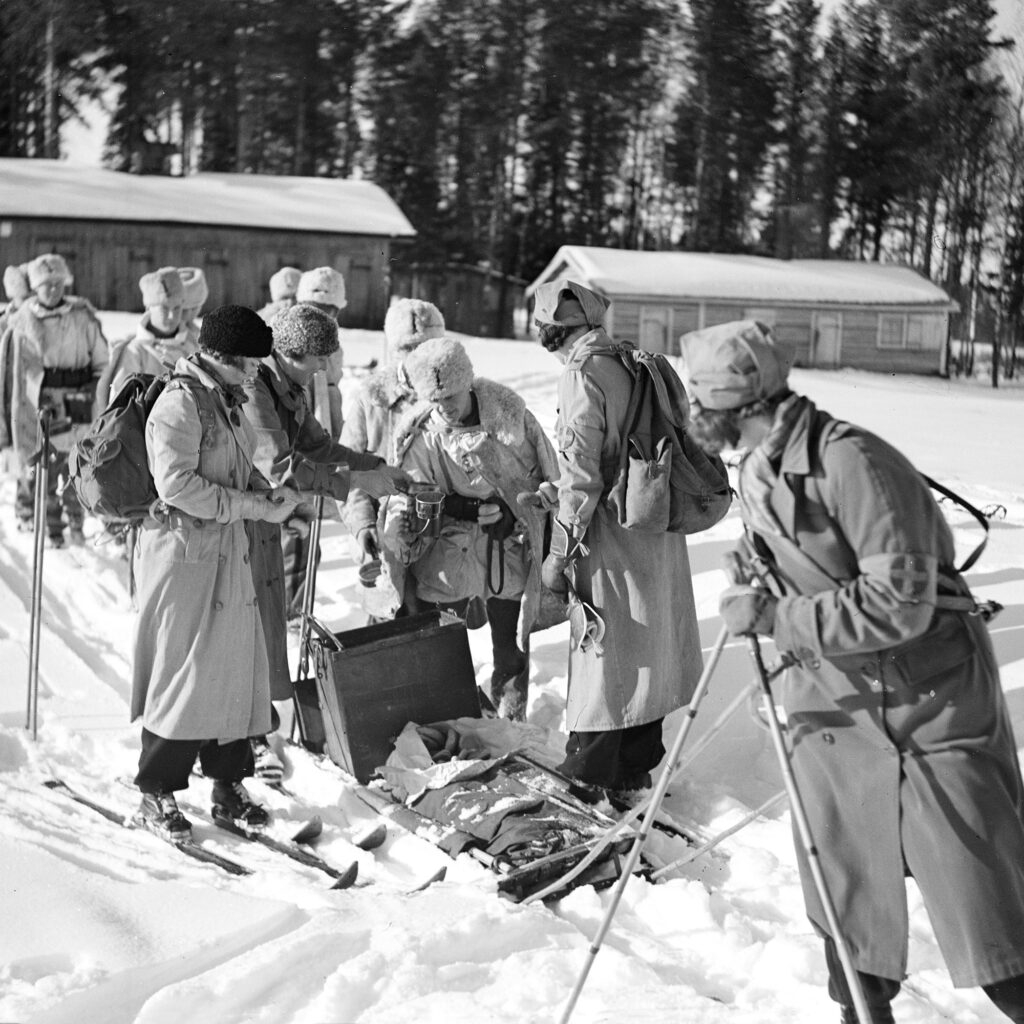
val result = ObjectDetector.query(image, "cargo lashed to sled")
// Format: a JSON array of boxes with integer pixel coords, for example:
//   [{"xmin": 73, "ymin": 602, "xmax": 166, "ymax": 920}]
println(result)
[{"xmin": 299, "ymin": 609, "xmax": 647, "ymax": 901}]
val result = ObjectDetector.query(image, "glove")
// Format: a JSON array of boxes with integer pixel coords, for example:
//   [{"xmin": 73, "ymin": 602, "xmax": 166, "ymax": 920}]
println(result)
[
  {"xmin": 356, "ymin": 526, "xmax": 379, "ymax": 559},
  {"xmin": 718, "ymin": 585, "xmax": 777, "ymax": 637},
  {"xmin": 541, "ymin": 553, "xmax": 571, "ymax": 598},
  {"xmin": 721, "ymin": 549, "xmax": 753, "ymax": 585}
]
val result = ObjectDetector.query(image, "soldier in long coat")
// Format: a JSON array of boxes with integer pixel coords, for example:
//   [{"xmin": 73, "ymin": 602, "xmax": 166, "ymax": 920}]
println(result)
[
  {"xmin": 536, "ymin": 280, "xmax": 703, "ymax": 798},
  {"xmin": 130, "ymin": 306, "xmax": 303, "ymax": 840},
  {"xmin": 241, "ymin": 303, "xmax": 409, "ymax": 775},
  {"xmin": 690, "ymin": 320, "xmax": 1024, "ymax": 1024}
]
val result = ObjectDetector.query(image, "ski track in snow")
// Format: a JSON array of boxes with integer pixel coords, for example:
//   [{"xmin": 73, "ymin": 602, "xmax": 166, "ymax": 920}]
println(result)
[{"xmin": 1, "ymin": 319, "xmax": 1022, "ymax": 1023}]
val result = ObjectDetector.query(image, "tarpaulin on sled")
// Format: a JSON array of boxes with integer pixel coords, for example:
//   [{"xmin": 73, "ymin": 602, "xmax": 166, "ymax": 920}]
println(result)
[{"xmin": 366, "ymin": 718, "xmax": 637, "ymax": 899}]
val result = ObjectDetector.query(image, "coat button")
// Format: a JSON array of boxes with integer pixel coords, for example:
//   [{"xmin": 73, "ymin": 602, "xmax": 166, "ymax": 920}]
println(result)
[
  {"xmin": 193, "ymin": 518, "xmax": 203, "ymax": 528},
  {"xmin": 214, "ymin": 600, "xmax": 223, "ymax": 610},
  {"xmin": 823, "ymin": 733, "xmax": 835, "ymax": 744},
  {"xmin": 219, "ymin": 555, "xmax": 226, "ymax": 564},
  {"xmin": 243, "ymin": 554, "xmax": 249, "ymax": 564}
]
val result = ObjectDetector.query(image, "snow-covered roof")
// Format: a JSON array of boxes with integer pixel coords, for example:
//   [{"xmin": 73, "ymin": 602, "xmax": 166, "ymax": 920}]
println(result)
[
  {"xmin": 528, "ymin": 245, "xmax": 956, "ymax": 309},
  {"xmin": 0, "ymin": 158, "xmax": 416, "ymax": 237}
]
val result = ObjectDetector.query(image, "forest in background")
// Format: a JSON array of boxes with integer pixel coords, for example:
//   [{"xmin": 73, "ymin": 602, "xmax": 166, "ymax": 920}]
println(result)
[{"xmin": 2, "ymin": 0, "xmax": 1023, "ymax": 378}]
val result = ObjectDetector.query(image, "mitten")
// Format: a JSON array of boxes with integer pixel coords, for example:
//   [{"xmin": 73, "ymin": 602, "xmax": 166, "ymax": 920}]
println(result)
[{"xmin": 718, "ymin": 585, "xmax": 777, "ymax": 636}]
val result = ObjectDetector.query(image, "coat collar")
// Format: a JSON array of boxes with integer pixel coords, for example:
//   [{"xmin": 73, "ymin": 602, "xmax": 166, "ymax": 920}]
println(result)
[{"xmin": 563, "ymin": 328, "xmax": 616, "ymax": 370}]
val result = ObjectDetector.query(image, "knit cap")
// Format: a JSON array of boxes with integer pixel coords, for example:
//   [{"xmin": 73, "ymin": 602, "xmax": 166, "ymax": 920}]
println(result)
[
  {"xmin": 27, "ymin": 253, "xmax": 71, "ymax": 290},
  {"xmin": 384, "ymin": 298, "xmax": 445, "ymax": 359},
  {"xmin": 532, "ymin": 279, "xmax": 609, "ymax": 329},
  {"xmin": 271, "ymin": 303, "xmax": 340, "ymax": 358},
  {"xmin": 198, "ymin": 305, "xmax": 273, "ymax": 358},
  {"xmin": 296, "ymin": 267, "xmax": 346, "ymax": 310},
  {"xmin": 177, "ymin": 267, "xmax": 209, "ymax": 310},
  {"xmin": 405, "ymin": 337, "xmax": 474, "ymax": 401},
  {"xmin": 139, "ymin": 267, "xmax": 184, "ymax": 308},
  {"xmin": 3, "ymin": 265, "xmax": 30, "ymax": 303},
  {"xmin": 680, "ymin": 320, "xmax": 792, "ymax": 411},
  {"xmin": 269, "ymin": 266, "xmax": 302, "ymax": 302}
]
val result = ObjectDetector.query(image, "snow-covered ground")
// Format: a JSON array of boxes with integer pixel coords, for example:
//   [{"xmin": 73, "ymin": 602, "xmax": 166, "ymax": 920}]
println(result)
[{"xmin": 1, "ymin": 315, "xmax": 1023, "ymax": 1024}]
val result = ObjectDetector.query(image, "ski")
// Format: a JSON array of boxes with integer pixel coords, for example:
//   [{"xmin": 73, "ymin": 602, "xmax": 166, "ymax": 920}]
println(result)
[
  {"xmin": 43, "ymin": 778, "xmax": 253, "ymax": 877},
  {"xmin": 196, "ymin": 806, "xmax": 360, "ymax": 889}
]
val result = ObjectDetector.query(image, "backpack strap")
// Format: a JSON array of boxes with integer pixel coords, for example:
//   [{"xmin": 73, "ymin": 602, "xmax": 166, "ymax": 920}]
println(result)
[{"xmin": 922, "ymin": 475, "xmax": 990, "ymax": 573}]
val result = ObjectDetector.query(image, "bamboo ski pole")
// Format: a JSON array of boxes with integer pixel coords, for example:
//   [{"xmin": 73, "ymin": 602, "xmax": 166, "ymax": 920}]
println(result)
[
  {"xmin": 746, "ymin": 635, "xmax": 871, "ymax": 1024},
  {"xmin": 557, "ymin": 625, "xmax": 729, "ymax": 1024},
  {"xmin": 292, "ymin": 494, "xmax": 324, "ymax": 746},
  {"xmin": 26, "ymin": 410, "xmax": 52, "ymax": 741},
  {"xmin": 651, "ymin": 790, "xmax": 786, "ymax": 879}
]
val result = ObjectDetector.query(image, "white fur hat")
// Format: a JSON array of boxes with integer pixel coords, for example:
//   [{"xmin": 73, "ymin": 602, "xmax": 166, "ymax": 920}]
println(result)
[
  {"xmin": 296, "ymin": 267, "xmax": 346, "ymax": 310},
  {"xmin": 177, "ymin": 267, "xmax": 209, "ymax": 310},
  {"xmin": 139, "ymin": 267, "xmax": 184, "ymax": 307},
  {"xmin": 405, "ymin": 337, "xmax": 474, "ymax": 401},
  {"xmin": 27, "ymin": 253, "xmax": 71, "ymax": 290},
  {"xmin": 269, "ymin": 266, "xmax": 302, "ymax": 302},
  {"xmin": 3, "ymin": 265, "xmax": 30, "ymax": 303},
  {"xmin": 384, "ymin": 298, "xmax": 445, "ymax": 358}
]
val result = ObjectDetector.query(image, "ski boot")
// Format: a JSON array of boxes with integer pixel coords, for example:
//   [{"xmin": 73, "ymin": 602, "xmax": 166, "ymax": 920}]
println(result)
[
  {"xmin": 134, "ymin": 792, "xmax": 193, "ymax": 841},
  {"xmin": 211, "ymin": 780, "xmax": 270, "ymax": 830}
]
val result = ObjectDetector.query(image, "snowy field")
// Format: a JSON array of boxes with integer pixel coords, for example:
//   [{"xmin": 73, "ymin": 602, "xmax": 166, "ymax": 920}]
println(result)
[{"xmin": 1, "ymin": 313, "xmax": 1023, "ymax": 1024}]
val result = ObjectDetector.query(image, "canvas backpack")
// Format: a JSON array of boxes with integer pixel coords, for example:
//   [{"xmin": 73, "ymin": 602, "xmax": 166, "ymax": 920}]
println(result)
[
  {"xmin": 599, "ymin": 343, "xmax": 732, "ymax": 534},
  {"xmin": 68, "ymin": 371, "xmax": 200, "ymax": 523}
]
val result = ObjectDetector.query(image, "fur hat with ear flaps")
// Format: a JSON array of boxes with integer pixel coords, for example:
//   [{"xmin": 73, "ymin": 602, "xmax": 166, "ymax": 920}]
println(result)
[
  {"xmin": 27, "ymin": 253, "xmax": 71, "ymax": 290},
  {"xmin": 139, "ymin": 267, "xmax": 184, "ymax": 308},
  {"xmin": 3, "ymin": 265, "xmax": 30, "ymax": 303},
  {"xmin": 296, "ymin": 267, "xmax": 347, "ymax": 310},
  {"xmin": 271, "ymin": 303, "xmax": 340, "ymax": 358},
  {"xmin": 383, "ymin": 298, "xmax": 445, "ymax": 359},
  {"xmin": 177, "ymin": 267, "xmax": 209, "ymax": 310},
  {"xmin": 269, "ymin": 266, "xmax": 302, "ymax": 302},
  {"xmin": 404, "ymin": 336, "xmax": 474, "ymax": 402}
]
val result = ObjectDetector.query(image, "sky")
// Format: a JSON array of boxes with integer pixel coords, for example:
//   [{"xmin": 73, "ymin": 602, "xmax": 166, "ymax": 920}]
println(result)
[{"xmin": 1, "ymin": 313, "xmax": 1022, "ymax": 1024}]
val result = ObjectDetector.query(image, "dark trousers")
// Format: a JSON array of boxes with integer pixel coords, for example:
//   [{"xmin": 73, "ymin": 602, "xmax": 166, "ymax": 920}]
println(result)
[
  {"xmin": 134, "ymin": 727, "xmax": 254, "ymax": 794},
  {"xmin": 825, "ymin": 936, "xmax": 1024, "ymax": 1023},
  {"xmin": 16, "ymin": 449, "xmax": 82, "ymax": 536},
  {"xmin": 559, "ymin": 718, "xmax": 665, "ymax": 791}
]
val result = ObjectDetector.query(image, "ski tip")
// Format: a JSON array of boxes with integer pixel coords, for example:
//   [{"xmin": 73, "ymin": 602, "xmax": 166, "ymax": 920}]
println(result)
[
  {"xmin": 330, "ymin": 861, "xmax": 359, "ymax": 890},
  {"xmin": 353, "ymin": 822, "xmax": 387, "ymax": 851},
  {"xmin": 290, "ymin": 816, "xmax": 324, "ymax": 845},
  {"xmin": 407, "ymin": 865, "xmax": 447, "ymax": 893}
]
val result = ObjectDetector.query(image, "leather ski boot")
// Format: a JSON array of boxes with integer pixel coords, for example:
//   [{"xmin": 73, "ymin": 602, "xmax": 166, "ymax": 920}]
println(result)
[{"xmin": 211, "ymin": 780, "xmax": 270, "ymax": 830}]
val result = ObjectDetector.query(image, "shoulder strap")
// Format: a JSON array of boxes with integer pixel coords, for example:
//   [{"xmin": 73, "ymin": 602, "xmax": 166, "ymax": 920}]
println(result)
[{"xmin": 923, "ymin": 475, "xmax": 990, "ymax": 573}]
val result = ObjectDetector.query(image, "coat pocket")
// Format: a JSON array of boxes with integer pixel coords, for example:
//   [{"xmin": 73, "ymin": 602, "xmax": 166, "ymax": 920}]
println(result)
[{"xmin": 886, "ymin": 611, "xmax": 974, "ymax": 688}]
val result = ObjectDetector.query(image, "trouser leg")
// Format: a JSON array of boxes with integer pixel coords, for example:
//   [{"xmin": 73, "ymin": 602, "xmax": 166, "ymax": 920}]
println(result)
[
  {"xmin": 983, "ymin": 975, "xmax": 1024, "ymax": 1023},
  {"xmin": 486, "ymin": 596, "xmax": 527, "ymax": 719},
  {"xmin": 824, "ymin": 936, "xmax": 900, "ymax": 1023},
  {"xmin": 197, "ymin": 738, "xmax": 255, "ymax": 784},
  {"xmin": 558, "ymin": 730, "xmax": 623, "ymax": 790},
  {"xmin": 616, "ymin": 719, "xmax": 665, "ymax": 788},
  {"xmin": 135, "ymin": 728, "xmax": 204, "ymax": 794}
]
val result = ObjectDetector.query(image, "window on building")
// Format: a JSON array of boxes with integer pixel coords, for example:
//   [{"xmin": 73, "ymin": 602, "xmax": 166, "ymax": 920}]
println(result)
[{"xmin": 878, "ymin": 314, "xmax": 905, "ymax": 349}]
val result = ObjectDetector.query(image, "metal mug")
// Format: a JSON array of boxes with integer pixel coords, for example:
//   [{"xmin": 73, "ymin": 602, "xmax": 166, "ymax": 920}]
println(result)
[{"xmin": 413, "ymin": 489, "xmax": 445, "ymax": 538}]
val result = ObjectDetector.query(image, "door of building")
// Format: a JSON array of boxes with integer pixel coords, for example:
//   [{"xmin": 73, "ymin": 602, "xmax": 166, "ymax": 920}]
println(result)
[{"xmin": 813, "ymin": 312, "xmax": 842, "ymax": 367}]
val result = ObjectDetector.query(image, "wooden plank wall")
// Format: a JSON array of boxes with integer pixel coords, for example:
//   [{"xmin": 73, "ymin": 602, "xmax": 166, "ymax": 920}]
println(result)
[{"xmin": 1, "ymin": 218, "xmax": 393, "ymax": 328}]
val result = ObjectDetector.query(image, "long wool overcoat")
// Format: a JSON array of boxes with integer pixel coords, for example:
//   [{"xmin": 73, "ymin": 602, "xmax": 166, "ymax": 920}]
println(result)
[
  {"xmin": 241, "ymin": 353, "xmax": 383, "ymax": 699},
  {"xmin": 740, "ymin": 396, "xmax": 1024, "ymax": 987},
  {"xmin": 380, "ymin": 378, "xmax": 559, "ymax": 646},
  {"xmin": 130, "ymin": 356, "xmax": 272, "ymax": 741},
  {"xmin": 555, "ymin": 328, "xmax": 703, "ymax": 732}
]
